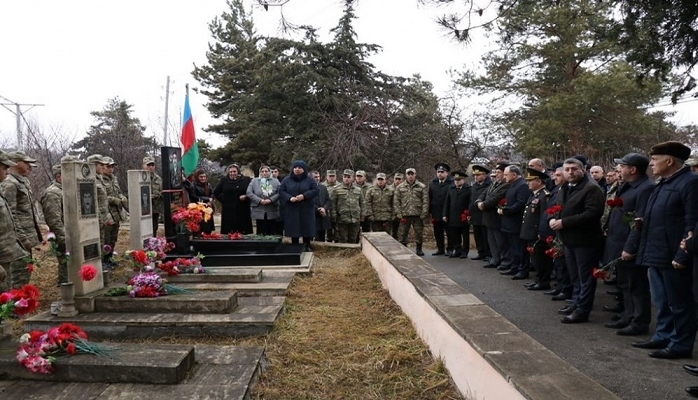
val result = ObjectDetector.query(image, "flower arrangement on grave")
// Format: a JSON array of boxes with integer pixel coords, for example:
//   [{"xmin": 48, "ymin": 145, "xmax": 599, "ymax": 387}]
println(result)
[
  {"xmin": 171, "ymin": 202, "xmax": 213, "ymax": 234},
  {"xmin": 0, "ymin": 284, "xmax": 40, "ymax": 322},
  {"xmin": 199, "ymin": 232, "xmax": 281, "ymax": 241},
  {"xmin": 16, "ymin": 323, "xmax": 115, "ymax": 374},
  {"xmin": 126, "ymin": 269, "xmax": 189, "ymax": 298},
  {"xmin": 123, "ymin": 249, "xmax": 150, "ymax": 271},
  {"xmin": 79, "ymin": 265, "xmax": 98, "ymax": 282},
  {"xmin": 544, "ymin": 235, "xmax": 564, "ymax": 259},
  {"xmin": 143, "ymin": 236, "xmax": 175, "ymax": 261},
  {"xmin": 159, "ymin": 255, "xmax": 206, "ymax": 276}
]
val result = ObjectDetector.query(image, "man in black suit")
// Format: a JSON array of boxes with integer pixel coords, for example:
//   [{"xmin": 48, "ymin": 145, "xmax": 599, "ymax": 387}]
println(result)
[
  {"xmin": 549, "ymin": 158, "xmax": 605, "ymax": 323},
  {"xmin": 520, "ymin": 168, "xmax": 551, "ymax": 290},
  {"xmin": 543, "ymin": 165, "xmax": 574, "ymax": 301},
  {"xmin": 442, "ymin": 171, "xmax": 471, "ymax": 258},
  {"xmin": 476, "ymin": 163, "xmax": 511, "ymax": 269},
  {"xmin": 429, "ymin": 163, "xmax": 453, "ymax": 256},
  {"xmin": 468, "ymin": 165, "xmax": 492, "ymax": 261},
  {"xmin": 498, "ymin": 165, "xmax": 531, "ymax": 279}
]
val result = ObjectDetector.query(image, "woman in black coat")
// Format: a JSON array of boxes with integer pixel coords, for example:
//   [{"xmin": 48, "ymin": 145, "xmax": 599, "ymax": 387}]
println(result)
[
  {"xmin": 213, "ymin": 164, "xmax": 253, "ymax": 234},
  {"xmin": 279, "ymin": 160, "xmax": 319, "ymax": 251},
  {"xmin": 191, "ymin": 169, "xmax": 215, "ymax": 234}
]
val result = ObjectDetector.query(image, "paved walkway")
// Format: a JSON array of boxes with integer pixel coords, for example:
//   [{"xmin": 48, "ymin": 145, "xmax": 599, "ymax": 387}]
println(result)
[{"xmin": 424, "ymin": 248, "xmax": 697, "ymax": 400}]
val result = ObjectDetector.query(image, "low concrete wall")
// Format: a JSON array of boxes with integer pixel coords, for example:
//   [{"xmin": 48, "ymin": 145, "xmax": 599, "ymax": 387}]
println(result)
[{"xmin": 361, "ymin": 232, "xmax": 619, "ymax": 400}]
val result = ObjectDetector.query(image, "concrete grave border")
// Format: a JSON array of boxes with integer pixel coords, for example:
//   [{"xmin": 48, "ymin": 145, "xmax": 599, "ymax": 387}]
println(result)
[{"xmin": 361, "ymin": 232, "xmax": 619, "ymax": 400}]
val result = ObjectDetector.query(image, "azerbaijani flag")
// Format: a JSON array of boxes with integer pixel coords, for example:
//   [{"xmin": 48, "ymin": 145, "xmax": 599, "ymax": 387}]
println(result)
[{"xmin": 181, "ymin": 85, "xmax": 199, "ymax": 176}]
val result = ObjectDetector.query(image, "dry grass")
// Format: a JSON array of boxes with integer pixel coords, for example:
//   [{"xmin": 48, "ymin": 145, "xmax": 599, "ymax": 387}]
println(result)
[{"xmin": 13, "ymin": 231, "xmax": 462, "ymax": 399}]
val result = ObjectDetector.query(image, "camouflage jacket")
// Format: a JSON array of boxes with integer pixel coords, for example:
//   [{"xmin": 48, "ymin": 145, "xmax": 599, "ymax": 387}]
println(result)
[
  {"xmin": 0, "ymin": 191, "xmax": 29, "ymax": 263},
  {"xmin": 331, "ymin": 183, "xmax": 365, "ymax": 224},
  {"xmin": 40, "ymin": 181, "xmax": 65, "ymax": 243},
  {"xmin": 151, "ymin": 172, "xmax": 163, "ymax": 214},
  {"xmin": 322, "ymin": 181, "xmax": 340, "ymax": 196},
  {"xmin": 0, "ymin": 172, "xmax": 42, "ymax": 249},
  {"xmin": 100, "ymin": 173, "xmax": 126, "ymax": 222},
  {"xmin": 354, "ymin": 182, "xmax": 372, "ymax": 198},
  {"xmin": 394, "ymin": 180, "xmax": 429, "ymax": 219},
  {"xmin": 365, "ymin": 185, "xmax": 394, "ymax": 221},
  {"xmin": 95, "ymin": 177, "xmax": 114, "ymax": 226}
]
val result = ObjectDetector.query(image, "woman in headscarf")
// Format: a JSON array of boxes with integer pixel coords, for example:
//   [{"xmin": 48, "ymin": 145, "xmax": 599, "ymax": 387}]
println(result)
[
  {"xmin": 213, "ymin": 163, "xmax": 253, "ymax": 234},
  {"xmin": 246, "ymin": 165, "xmax": 280, "ymax": 235},
  {"xmin": 279, "ymin": 160, "xmax": 319, "ymax": 251},
  {"xmin": 191, "ymin": 169, "xmax": 215, "ymax": 234}
]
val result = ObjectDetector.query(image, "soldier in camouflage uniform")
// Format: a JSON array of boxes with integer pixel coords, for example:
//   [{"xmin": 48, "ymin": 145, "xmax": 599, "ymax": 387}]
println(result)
[
  {"xmin": 354, "ymin": 170, "xmax": 372, "ymax": 235},
  {"xmin": 0, "ymin": 151, "xmax": 29, "ymax": 292},
  {"xmin": 322, "ymin": 170, "xmax": 340, "ymax": 242},
  {"xmin": 100, "ymin": 157, "xmax": 128, "ymax": 266},
  {"xmin": 143, "ymin": 156, "xmax": 163, "ymax": 236},
  {"xmin": 1, "ymin": 151, "xmax": 42, "ymax": 288},
  {"xmin": 40, "ymin": 162, "xmax": 69, "ymax": 285},
  {"xmin": 87, "ymin": 155, "xmax": 115, "ymax": 250},
  {"xmin": 331, "ymin": 169, "xmax": 365, "ymax": 243},
  {"xmin": 365, "ymin": 172, "xmax": 394, "ymax": 234},
  {"xmin": 390, "ymin": 173, "xmax": 404, "ymax": 240},
  {"xmin": 394, "ymin": 168, "xmax": 429, "ymax": 256}
]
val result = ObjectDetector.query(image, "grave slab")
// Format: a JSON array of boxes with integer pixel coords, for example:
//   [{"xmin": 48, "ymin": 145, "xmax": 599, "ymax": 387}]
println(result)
[{"xmin": 94, "ymin": 290, "xmax": 238, "ymax": 314}]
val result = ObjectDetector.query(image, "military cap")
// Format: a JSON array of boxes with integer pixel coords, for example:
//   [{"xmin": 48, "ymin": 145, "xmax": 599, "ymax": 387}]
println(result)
[
  {"xmin": 451, "ymin": 170, "xmax": 467, "ymax": 180},
  {"xmin": 143, "ymin": 156, "xmax": 156, "ymax": 165},
  {"xmin": 405, "ymin": 168, "xmax": 416, "ymax": 174},
  {"xmin": 86, "ymin": 154, "xmax": 106, "ymax": 164},
  {"xmin": 102, "ymin": 156, "xmax": 117, "ymax": 165},
  {"xmin": 649, "ymin": 141, "xmax": 691, "ymax": 161},
  {"xmin": 0, "ymin": 150, "xmax": 17, "ymax": 167},
  {"xmin": 434, "ymin": 162, "xmax": 451, "ymax": 172},
  {"xmin": 495, "ymin": 162, "xmax": 510, "ymax": 172},
  {"xmin": 376, "ymin": 172, "xmax": 387, "ymax": 179},
  {"xmin": 51, "ymin": 164, "xmax": 61, "ymax": 175},
  {"xmin": 326, "ymin": 170, "xmax": 337, "ymax": 176},
  {"xmin": 394, "ymin": 173, "xmax": 404, "ymax": 179},
  {"xmin": 8, "ymin": 151, "xmax": 37, "ymax": 164},
  {"xmin": 356, "ymin": 170, "xmax": 366, "ymax": 177},
  {"xmin": 343, "ymin": 169, "xmax": 354, "ymax": 176},
  {"xmin": 524, "ymin": 167, "xmax": 549, "ymax": 181},
  {"xmin": 471, "ymin": 165, "xmax": 490, "ymax": 175},
  {"xmin": 613, "ymin": 153, "xmax": 649, "ymax": 171}
]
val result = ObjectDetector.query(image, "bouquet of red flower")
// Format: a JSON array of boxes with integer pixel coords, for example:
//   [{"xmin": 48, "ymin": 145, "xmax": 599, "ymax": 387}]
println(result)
[
  {"xmin": 16, "ymin": 323, "xmax": 115, "ymax": 374},
  {"xmin": 544, "ymin": 235, "xmax": 564, "ymax": 259},
  {"xmin": 144, "ymin": 236, "xmax": 175, "ymax": 260},
  {"xmin": 124, "ymin": 249, "xmax": 149, "ymax": 271},
  {"xmin": 497, "ymin": 198, "xmax": 507, "ymax": 209},
  {"xmin": 79, "ymin": 265, "xmax": 98, "ymax": 281},
  {"xmin": 0, "ymin": 284, "xmax": 40, "ymax": 321},
  {"xmin": 159, "ymin": 255, "xmax": 206, "ymax": 276},
  {"xmin": 593, "ymin": 257, "xmax": 622, "ymax": 280},
  {"xmin": 200, "ymin": 232, "xmax": 224, "ymax": 240},
  {"xmin": 460, "ymin": 209, "xmax": 470, "ymax": 222},
  {"xmin": 127, "ymin": 272, "xmax": 189, "ymax": 297},
  {"xmin": 546, "ymin": 204, "xmax": 562, "ymax": 218},
  {"xmin": 171, "ymin": 202, "xmax": 213, "ymax": 233},
  {"xmin": 606, "ymin": 198, "xmax": 623, "ymax": 208}
]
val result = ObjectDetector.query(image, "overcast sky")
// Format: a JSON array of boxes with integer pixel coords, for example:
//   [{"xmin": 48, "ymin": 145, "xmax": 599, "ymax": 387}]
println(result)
[{"xmin": 1, "ymin": 0, "xmax": 695, "ymax": 150}]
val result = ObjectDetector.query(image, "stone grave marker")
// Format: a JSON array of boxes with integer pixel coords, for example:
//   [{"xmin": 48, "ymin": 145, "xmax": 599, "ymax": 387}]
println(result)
[
  {"xmin": 127, "ymin": 169, "xmax": 153, "ymax": 249},
  {"xmin": 61, "ymin": 159, "xmax": 104, "ymax": 296}
]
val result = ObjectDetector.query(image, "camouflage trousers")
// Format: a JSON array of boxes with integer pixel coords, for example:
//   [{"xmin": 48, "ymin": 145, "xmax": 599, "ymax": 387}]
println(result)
[
  {"xmin": 1, "ymin": 255, "xmax": 30, "ymax": 290},
  {"xmin": 55, "ymin": 240, "xmax": 69, "ymax": 286},
  {"xmin": 398, "ymin": 216, "xmax": 424, "ymax": 245},
  {"xmin": 370, "ymin": 220, "xmax": 391, "ymax": 235},
  {"xmin": 336, "ymin": 222, "xmax": 360, "ymax": 244},
  {"xmin": 103, "ymin": 222, "xmax": 120, "ymax": 255}
]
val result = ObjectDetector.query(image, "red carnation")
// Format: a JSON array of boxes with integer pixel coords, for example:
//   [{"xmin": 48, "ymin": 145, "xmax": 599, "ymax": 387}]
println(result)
[
  {"xmin": 66, "ymin": 342, "xmax": 77, "ymax": 355},
  {"xmin": 498, "ymin": 198, "xmax": 507, "ymax": 207},
  {"xmin": 79, "ymin": 265, "xmax": 97, "ymax": 282},
  {"xmin": 26, "ymin": 263, "xmax": 34, "ymax": 273},
  {"xmin": 546, "ymin": 205, "xmax": 562, "ymax": 215},
  {"xmin": 0, "ymin": 292, "xmax": 12, "ymax": 303},
  {"xmin": 526, "ymin": 246, "xmax": 535, "ymax": 254}
]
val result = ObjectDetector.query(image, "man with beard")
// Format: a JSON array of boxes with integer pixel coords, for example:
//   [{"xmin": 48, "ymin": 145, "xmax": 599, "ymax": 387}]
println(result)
[{"xmin": 468, "ymin": 165, "xmax": 492, "ymax": 261}]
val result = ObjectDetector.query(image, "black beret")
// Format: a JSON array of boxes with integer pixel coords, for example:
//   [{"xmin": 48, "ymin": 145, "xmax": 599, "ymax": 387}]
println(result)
[{"xmin": 649, "ymin": 141, "xmax": 691, "ymax": 161}]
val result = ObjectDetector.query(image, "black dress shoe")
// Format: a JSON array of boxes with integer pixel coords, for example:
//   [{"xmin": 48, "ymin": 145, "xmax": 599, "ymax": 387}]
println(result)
[
  {"xmin": 432, "ymin": 250, "xmax": 445, "ymax": 256},
  {"xmin": 604, "ymin": 320, "xmax": 629, "ymax": 329},
  {"xmin": 543, "ymin": 289, "xmax": 561, "ymax": 296},
  {"xmin": 551, "ymin": 292, "xmax": 571, "ymax": 301},
  {"xmin": 470, "ymin": 255, "xmax": 486, "ymax": 260},
  {"xmin": 649, "ymin": 348, "xmax": 692, "ymax": 359},
  {"xmin": 603, "ymin": 303, "xmax": 624, "ymax": 313},
  {"xmin": 617, "ymin": 325, "xmax": 649, "ymax": 336},
  {"xmin": 496, "ymin": 265, "xmax": 510, "ymax": 271},
  {"xmin": 685, "ymin": 386, "xmax": 698, "ymax": 397},
  {"xmin": 511, "ymin": 273, "xmax": 529, "ymax": 280},
  {"xmin": 611, "ymin": 314, "xmax": 622, "ymax": 321},
  {"xmin": 631, "ymin": 339, "xmax": 670, "ymax": 349},
  {"xmin": 683, "ymin": 364, "xmax": 698, "ymax": 377},
  {"xmin": 483, "ymin": 263, "xmax": 497, "ymax": 269},
  {"xmin": 449, "ymin": 253, "xmax": 461, "ymax": 258},
  {"xmin": 445, "ymin": 250, "xmax": 453, "ymax": 257},
  {"xmin": 460, "ymin": 253, "xmax": 468, "ymax": 259},
  {"xmin": 500, "ymin": 269, "xmax": 517, "ymax": 276},
  {"xmin": 524, "ymin": 281, "xmax": 537, "ymax": 288},
  {"xmin": 528, "ymin": 283, "xmax": 551, "ymax": 291},
  {"xmin": 557, "ymin": 305, "xmax": 577, "ymax": 315},
  {"xmin": 561, "ymin": 310, "xmax": 589, "ymax": 324}
]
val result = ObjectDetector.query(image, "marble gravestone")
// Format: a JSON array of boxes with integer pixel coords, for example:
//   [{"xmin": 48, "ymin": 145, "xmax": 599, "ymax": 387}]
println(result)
[
  {"xmin": 61, "ymin": 160, "xmax": 104, "ymax": 296},
  {"xmin": 127, "ymin": 170, "xmax": 154, "ymax": 250}
]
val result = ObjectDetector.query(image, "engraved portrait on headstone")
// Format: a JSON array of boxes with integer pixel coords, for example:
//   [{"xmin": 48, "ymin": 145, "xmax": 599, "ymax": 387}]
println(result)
[
  {"xmin": 168, "ymin": 150, "xmax": 181, "ymax": 188},
  {"xmin": 141, "ymin": 185, "xmax": 151, "ymax": 216},
  {"xmin": 79, "ymin": 182, "xmax": 96, "ymax": 217}
]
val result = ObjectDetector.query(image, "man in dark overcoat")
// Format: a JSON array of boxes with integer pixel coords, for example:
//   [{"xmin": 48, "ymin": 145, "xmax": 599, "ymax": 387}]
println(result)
[
  {"xmin": 520, "ymin": 168, "xmax": 551, "ymax": 290},
  {"xmin": 429, "ymin": 163, "xmax": 453, "ymax": 255},
  {"xmin": 549, "ymin": 158, "xmax": 605, "ymax": 324},
  {"xmin": 543, "ymin": 165, "xmax": 573, "ymax": 301},
  {"xmin": 476, "ymin": 163, "xmax": 511, "ymax": 269},
  {"xmin": 498, "ymin": 165, "xmax": 531, "ymax": 279},
  {"xmin": 442, "ymin": 171, "xmax": 471, "ymax": 258},
  {"xmin": 468, "ymin": 165, "xmax": 492, "ymax": 261},
  {"xmin": 601, "ymin": 153, "xmax": 654, "ymax": 336},
  {"xmin": 632, "ymin": 142, "xmax": 698, "ymax": 359}
]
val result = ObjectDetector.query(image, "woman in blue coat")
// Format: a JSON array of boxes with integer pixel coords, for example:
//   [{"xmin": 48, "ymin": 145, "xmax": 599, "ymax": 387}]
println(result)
[{"xmin": 279, "ymin": 160, "xmax": 319, "ymax": 251}]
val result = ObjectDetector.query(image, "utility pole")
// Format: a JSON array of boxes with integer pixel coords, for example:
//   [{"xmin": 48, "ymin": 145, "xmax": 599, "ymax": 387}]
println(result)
[
  {"xmin": 0, "ymin": 95, "xmax": 44, "ymax": 150},
  {"xmin": 163, "ymin": 76, "xmax": 171, "ymax": 146}
]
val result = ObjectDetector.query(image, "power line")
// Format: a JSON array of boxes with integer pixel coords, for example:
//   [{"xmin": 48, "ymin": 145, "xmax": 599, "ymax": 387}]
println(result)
[{"xmin": 0, "ymin": 94, "xmax": 44, "ymax": 150}]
